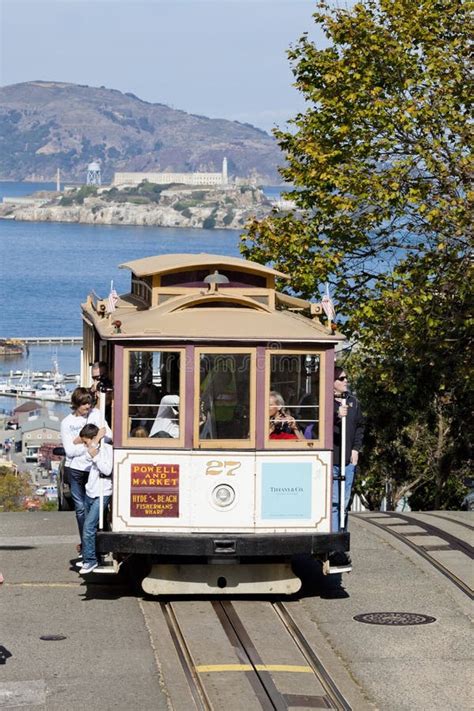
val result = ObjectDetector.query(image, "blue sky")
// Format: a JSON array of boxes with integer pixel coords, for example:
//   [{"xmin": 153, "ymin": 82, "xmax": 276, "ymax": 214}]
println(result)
[{"xmin": 0, "ymin": 0, "xmax": 327, "ymax": 133}]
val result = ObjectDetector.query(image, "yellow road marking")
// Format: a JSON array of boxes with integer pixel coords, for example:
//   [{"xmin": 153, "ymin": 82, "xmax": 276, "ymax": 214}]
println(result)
[{"xmin": 196, "ymin": 664, "xmax": 312, "ymax": 674}]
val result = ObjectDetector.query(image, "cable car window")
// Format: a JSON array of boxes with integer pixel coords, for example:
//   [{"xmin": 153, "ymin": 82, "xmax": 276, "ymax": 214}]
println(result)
[
  {"xmin": 198, "ymin": 353, "xmax": 252, "ymax": 442},
  {"xmin": 127, "ymin": 350, "xmax": 181, "ymax": 439},
  {"xmin": 269, "ymin": 353, "xmax": 321, "ymax": 441}
]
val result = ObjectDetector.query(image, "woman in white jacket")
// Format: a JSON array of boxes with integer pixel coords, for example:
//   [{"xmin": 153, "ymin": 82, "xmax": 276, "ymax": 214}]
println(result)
[
  {"xmin": 77, "ymin": 423, "xmax": 113, "ymax": 574},
  {"xmin": 60, "ymin": 388, "xmax": 110, "ymax": 556}
]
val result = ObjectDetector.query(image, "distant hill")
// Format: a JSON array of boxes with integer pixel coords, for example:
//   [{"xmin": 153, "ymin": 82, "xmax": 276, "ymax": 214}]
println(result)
[{"xmin": 0, "ymin": 81, "xmax": 282, "ymax": 183}]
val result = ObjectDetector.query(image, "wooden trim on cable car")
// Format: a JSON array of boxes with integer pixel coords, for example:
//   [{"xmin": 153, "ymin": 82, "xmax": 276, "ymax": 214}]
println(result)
[
  {"xmin": 121, "ymin": 346, "xmax": 186, "ymax": 449},
  {"xmin": 81, "ymin": 321, "xmax": 95, "ymax": 387},
  {"xmin": 265, "ymin": 349, "xmax": 326, "ymax": 450},
  {"xmin": 193, "ymin": 346, "xmax": 256, "ymax": 449}
]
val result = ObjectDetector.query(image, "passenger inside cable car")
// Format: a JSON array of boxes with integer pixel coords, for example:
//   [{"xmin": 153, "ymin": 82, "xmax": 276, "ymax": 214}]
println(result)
[
  {"xmin": 130, "ymin": 426, "xmax": 149, "ymax": 438},
  {"xmin": 127, "ymin": 350, "xmax": 180, "ymax": 437},
  {"xmin": 199, "ymin": 353, "xmax": 250, "ymax": 440},
  {"xmin": 268, "ymin": 353, "xmax": 321, "ymax": 443},
  {"xmin": 268, "ymin": 391, "xmax": 304, "ymax": 440},
  {"xmin": 150, "ymin": 395, "xmax": 180, "ymax": 438}
]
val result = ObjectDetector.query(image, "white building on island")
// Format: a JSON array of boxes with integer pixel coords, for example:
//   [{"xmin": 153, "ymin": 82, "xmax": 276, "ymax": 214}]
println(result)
[{"xmin": 113, "ymin": 157, "xmax": 228, "ymax": 188}]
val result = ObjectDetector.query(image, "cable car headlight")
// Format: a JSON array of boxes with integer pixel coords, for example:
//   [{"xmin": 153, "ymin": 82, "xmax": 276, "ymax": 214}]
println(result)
[{"xmin": 212, "ymin": 484, "xmax": 235, "ymax": 508}]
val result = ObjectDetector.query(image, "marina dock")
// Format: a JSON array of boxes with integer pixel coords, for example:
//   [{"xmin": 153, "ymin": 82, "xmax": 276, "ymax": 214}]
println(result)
[{"xmin": 18, "ymin": 336, "xmax": 82, "ymax": 345}]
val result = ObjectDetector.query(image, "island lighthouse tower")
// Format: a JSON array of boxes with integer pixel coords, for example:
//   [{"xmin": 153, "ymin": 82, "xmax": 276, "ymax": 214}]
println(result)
[{"xmin": 222, "ymin": 157, "xmax": 228, "ymax": 185}]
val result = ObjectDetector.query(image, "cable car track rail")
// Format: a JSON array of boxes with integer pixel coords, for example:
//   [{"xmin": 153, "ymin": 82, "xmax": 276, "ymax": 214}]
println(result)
[
  {"xmin": 161, "ymin": 602, "xmax": 210, "ymax": 711},
  {"xmin": 273, "ymin": 602, "xmax": 352, "ymax": 710},
  {"xmin": 159, "ymin": 599, "xmax": 351, "ymax": 710},
  {"xmin": 386, "ymin": 512, "xmax": 474, "ymax": 556},
  {"xmin": 421, "ymin": 512, "xmax": 474, "ymax": 532},
  {"xmin": 357, "ymin": 514, "xmax": 473, "ymax": 600}
]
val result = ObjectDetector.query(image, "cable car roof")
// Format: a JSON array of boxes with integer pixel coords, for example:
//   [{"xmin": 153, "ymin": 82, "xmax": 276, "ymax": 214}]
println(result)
[
  {"xmin": 82, "ymin": 252, "xmax": 344, "ymax": 343},
  {"xmin": 83, "ymin": 294, "xmax": 343, "ymax": 343},
  {"xmin": 119, "ymin": 253, "xmax": 289, "ymax": 280}
]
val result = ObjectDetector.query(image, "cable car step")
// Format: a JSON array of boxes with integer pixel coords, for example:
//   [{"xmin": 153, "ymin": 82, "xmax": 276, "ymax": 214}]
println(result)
[
  {"xmin": 92, "ymin": 558, "xmax": 121, "ymax": 574},
  {"xmin": 322, "ymin": 557, "xmax": 352, "ymax": 575},
  {"xmin": 327, "ymin": 563, "xmax": 352, "ymax": 574}
]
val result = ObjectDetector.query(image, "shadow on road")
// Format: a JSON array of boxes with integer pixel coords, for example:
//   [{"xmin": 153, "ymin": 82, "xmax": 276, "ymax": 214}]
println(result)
[{"xmin": 292, "ymin": 554, "xmax": 350, "ymax": 600}]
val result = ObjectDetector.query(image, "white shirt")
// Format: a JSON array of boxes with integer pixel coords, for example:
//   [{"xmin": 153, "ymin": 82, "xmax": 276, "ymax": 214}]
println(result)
[
  {"xmin": 60, "ymin": 409, "xmax": 111, "ymax": 472},
  {"xmin": 85, "ymin": 441, "xmax": 113, "ymax": 498}
]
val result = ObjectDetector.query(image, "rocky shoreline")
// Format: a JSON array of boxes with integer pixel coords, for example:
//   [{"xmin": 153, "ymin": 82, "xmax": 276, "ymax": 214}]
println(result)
[{"xmin": 0, "ymin": 184, "xmax": 273, "ymax": 230}]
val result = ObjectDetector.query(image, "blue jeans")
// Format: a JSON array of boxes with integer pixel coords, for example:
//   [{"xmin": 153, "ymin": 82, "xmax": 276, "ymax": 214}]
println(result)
[
  {"xmin": 69, "ymin": 468, "xmax": 89, "ymax": 545},
  {"xmin": 332, "ymin": 463, "xmax": 356, "ymax": 531},
  {"xmin": 82, "ymin": 494, "xmax": 111, "ymax": 566}
]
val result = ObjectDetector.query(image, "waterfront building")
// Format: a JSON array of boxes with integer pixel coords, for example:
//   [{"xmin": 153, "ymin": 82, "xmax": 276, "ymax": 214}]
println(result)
[
  {"xmin": 21, "ymin": 416, "xmax": 61, "ymax": 463},
  {"xmin": 113, "ymin": 157, "xmax": 229, "ymax": 188},
  {"xmin": 1, "ymin": 197, "xmax": 48, "ymax": 207},
  {"xmin": 13, "ymin": 402, "xmax": 43, "ymax": 426}
]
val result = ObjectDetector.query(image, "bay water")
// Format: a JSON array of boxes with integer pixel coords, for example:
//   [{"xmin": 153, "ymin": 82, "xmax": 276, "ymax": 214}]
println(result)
[{"xmin": 0, "ymin": 181, "xmax": 277, "ymax": 414}]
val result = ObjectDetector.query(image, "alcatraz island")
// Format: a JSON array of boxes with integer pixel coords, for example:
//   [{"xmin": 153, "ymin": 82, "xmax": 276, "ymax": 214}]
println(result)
[{"xmin": 0, "ymin": 158, "xmax": 280, "ymax": 230}]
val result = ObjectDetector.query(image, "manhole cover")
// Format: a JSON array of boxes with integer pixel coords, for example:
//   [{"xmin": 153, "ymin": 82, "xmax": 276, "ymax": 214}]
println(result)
[
  {"xmin": 39, "ymin": 635, "xmax": 67, "ymax": 641},
  {"xmin": 353, "ymin": 612, "xmax": 436, "ymax": 626}
]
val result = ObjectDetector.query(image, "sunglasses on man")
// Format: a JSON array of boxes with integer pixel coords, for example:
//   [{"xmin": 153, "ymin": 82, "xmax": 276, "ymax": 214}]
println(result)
[{"xmin": 336, "ymin": 375, "xmax": 348, "ymax": 381}]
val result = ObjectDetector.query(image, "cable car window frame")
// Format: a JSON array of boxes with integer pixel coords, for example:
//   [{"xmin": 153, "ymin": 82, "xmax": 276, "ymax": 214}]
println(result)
[
  {"xmin": 122, "ymin": 347, "xmax": 186, "ymax": 448},
  {"xmin": 265, "ymin": 349, "xmax": 326, "ymax": 449},
  {"xmin": 194, "ymin": 347, "xmax": 256, "ymax": 449}
]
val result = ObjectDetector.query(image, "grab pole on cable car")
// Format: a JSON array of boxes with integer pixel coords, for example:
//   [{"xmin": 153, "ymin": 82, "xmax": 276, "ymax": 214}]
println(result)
[
  {"xmin": 98, "ymin": 390, "xmax": 106, "ymax": 530},
  {"xmin": 339, "ymin": 393, "xmax": 348, "ymax": 530}
]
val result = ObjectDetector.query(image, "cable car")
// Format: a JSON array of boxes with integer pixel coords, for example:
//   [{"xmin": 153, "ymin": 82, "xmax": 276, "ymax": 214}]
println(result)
[{"xmin": 81, "ymin": 253, "xmax": 349, "ymax": 594}]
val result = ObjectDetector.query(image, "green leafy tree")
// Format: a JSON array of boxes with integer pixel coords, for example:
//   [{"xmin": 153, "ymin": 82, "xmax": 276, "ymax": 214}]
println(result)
[
  {"xmin": 241, "ymin": 0, "xmax": 472, "ymax": 508},
  {"xmin": 0, "ymin": 466, "xmax": 32, "ymax": 511}
]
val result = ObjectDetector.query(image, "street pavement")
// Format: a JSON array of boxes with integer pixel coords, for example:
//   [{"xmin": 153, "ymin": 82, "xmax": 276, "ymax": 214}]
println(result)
[
  {"xmin": 296, "ymin": 513, "xmax": 473, "ymax": 711},
  {"xmin": 0, "ymin": 511, "xmax": 472, "ymax": 710},
  {"xmin": 0, "ymin": 513, "xmax": 168, "ymax": 711}
]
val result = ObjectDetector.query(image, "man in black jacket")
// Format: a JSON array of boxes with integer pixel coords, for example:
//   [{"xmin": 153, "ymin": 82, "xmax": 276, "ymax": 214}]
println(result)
[{"xmin": 332, "ymin": 365, "xmax": 364, "ymax": 534}]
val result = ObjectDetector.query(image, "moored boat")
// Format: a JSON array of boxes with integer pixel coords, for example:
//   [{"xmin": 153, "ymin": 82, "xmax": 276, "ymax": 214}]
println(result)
[
  {"xmin": 0, "ymin": 362, "xmax": 71, "ymax": 402},
  {"xmin": 0, "ymin": 339, "xmax": 25, "ymax": 357},
  {"xmin": 0, "ymin": 382, "xmax": 70, "ymax": 402}
]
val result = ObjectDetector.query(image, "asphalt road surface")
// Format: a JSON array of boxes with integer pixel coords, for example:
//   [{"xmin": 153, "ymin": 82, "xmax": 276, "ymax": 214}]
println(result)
[
  {"xmin": 0, "ymin": 513, "xmax": 168, "ymax": 711},
  {"xmin": 1, "ymin": 511, "xmax": 472, "ymax": 711}
]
